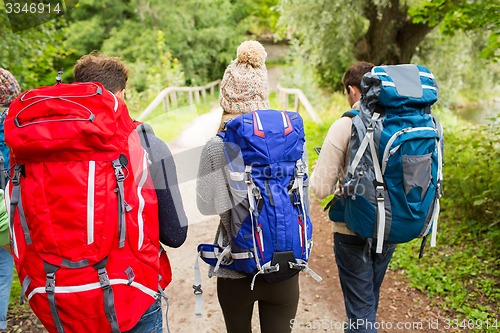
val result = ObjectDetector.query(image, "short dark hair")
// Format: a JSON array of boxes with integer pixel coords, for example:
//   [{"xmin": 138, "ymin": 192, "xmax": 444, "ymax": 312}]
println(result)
[
  {"xmin": 342, "ymin": 61, "xmax": 375, "ymax": 92},
  {"xmin": 73, "ymin": 52, "xmax": 128, "ymax": 93}
]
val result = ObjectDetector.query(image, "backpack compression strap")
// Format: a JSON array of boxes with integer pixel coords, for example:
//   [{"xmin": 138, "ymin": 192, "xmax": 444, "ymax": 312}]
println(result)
[
  {"xmin": 244, "ymin": 165, "xmax": 264, "ymax": 273},
  {"xmin": 44, "ymin": 262, "xmax": 66, "ymax": 333},
  {"xmin": 289, "ymin": 159, "xmax": 322, "ymax": 283},
  {"xmin": 430, "ymin": 117, "xmax": 444, "ymax": 248},
  {"xmin": 94, "ymin": 258, "xmax": 120, "ymax": 333},
  {"xmin": 0, "ymin": 155, "xmax": 6, "ymax": 189},
  {"xmin": 289, "ymin": 159, "xmax": 309, "ymax": 259},
  {"xmin": 9, "ymin": 164, "xmax": 32, "ymax": 255},
  {"xmin": 112, "ymin": 157, "xmax": 131, "ymax": 249},
  {"xmin": 347, "ymin": 112, "xmax": 387, "ymax": 253}
]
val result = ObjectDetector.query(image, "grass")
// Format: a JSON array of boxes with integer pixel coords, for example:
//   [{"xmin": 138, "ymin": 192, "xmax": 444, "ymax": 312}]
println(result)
[
  {"xmin": 9, "ymin": 269, "xmax": 20, "ymax": 305},
  {"xmin": 302, "ymin": 92, "xmax": 350, "ymax": 207},
  {"xmin": 130, "ymin": 89, "xmax": 220, "ymax": 143}
]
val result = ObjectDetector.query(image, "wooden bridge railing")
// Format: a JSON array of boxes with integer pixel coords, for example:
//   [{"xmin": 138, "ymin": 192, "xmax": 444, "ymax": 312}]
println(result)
[
  {"xmin": 137, "ymin": 80, "xmax": 221, "ymax": 121},
  {"xmin": 276, "ymin": 84, "xmax": 322, "ymax": 124},
  {"xmin": 138, "ymin": 80, "xmax": 322, "ymax": 124}
]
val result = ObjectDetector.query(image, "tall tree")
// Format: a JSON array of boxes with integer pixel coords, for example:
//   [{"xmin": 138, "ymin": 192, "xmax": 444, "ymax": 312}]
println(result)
[{"xmin": 278, "ymin": 0, "xmax": 499, "ymax": 88}]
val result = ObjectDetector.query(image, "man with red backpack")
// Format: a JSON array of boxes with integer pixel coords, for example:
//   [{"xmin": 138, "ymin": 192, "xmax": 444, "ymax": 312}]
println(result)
[
  {"xmin": 5, "ymin": 53, "xmax": 187, "ymax": 333},
  {"xmin": 72, "ymin": 52, "xmax": 189, "ymax": 333}
]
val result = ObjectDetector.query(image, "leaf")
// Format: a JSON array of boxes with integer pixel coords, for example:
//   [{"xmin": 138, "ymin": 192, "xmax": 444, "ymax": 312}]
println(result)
[{"xmin": 473, "ymin": 199, "xmax": 484, "ymax": 206}]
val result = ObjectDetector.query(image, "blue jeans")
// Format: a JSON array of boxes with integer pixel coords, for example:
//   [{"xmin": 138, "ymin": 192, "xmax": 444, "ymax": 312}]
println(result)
[
  {"xmin": 0, "ymin": 248, "xmax": 13, "ymax": 331},
  {"xmin": 334, "ymin": 233, "xmax": 396, "ymax": 333},
  {"xmin": 124, "ymin": 299, "xmax": 163, "ymax": 333}
]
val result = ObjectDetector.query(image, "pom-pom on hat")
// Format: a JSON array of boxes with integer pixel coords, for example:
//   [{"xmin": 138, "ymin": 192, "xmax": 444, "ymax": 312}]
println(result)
[
  {"xmin": 219, "ymin": 40, "xmax": 270, "ymax": 114},
  {"xmin": 0, "ymin": 68, "xmax": 21, "ymax": 106}
]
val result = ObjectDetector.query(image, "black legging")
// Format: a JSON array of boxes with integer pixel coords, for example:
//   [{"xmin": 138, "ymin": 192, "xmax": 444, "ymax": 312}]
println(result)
[{"xmin": 217, "ymin": 274, "xmax": 300, "ymax": 333}]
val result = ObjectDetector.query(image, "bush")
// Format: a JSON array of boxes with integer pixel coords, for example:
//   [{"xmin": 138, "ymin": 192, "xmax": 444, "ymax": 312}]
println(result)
[{"xmin": 390, "ymin": 109, "xmax": 500, "ymax": 331}]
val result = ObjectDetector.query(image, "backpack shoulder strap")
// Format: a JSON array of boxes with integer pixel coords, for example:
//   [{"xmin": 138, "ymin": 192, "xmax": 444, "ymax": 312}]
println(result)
[{"xmin": 341, "ymin": 109, "xmax": 359, "ymax": 118}]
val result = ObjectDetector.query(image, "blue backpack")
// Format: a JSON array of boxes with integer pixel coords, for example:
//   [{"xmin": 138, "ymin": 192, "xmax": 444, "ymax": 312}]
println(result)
[
  {"xmin": 0, "ymin": 109, "xmax": 10, "ymax": 189},
  {"xmin": 337, "ymin": 64, "xmax": 443, "ymax": 256},
  {"xmin": 197, "ymin": 110, "xmax": 321, "ymax": 288}
]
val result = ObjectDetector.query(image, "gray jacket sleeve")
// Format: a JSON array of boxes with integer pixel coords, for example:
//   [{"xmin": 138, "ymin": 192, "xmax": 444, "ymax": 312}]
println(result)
[
  {"xmin": 196, "ymin": 136, "xmax": 234, "ymax": 216},
  {"xmin": 136, "ymin": 123, "xmax": 188, "ymax": 248}
]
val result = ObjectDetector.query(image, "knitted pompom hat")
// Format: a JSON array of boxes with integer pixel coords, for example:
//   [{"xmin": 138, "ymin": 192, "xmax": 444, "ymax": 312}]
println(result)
[
  {"xmin": 219, "ymin": 40, "xmax": 270, "ymax": 114},
  {"xmin": 0, "ymin": 68, "xmax": 21, "ymax": 106}
]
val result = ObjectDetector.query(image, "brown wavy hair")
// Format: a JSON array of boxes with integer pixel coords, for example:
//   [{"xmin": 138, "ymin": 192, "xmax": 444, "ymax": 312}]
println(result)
[
  {"xmin": 341, "ymin": 61, "xmax": 375, "ymax": 93},
  {"xmin": 73, "ymin": 52, "xmax": 128, "ymax": 93}
]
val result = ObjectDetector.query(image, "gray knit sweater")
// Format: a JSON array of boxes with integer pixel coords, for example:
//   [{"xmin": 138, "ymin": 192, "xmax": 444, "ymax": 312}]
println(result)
[{"xmin": 196, "ymin": 136, "xmax": 246, "ymax": 279}]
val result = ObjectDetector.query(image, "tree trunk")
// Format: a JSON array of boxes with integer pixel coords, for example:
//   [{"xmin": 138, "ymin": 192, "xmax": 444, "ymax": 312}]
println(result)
[{"xmin": 355, "ymin": 0, "xmax": 435, "ymax": 65}]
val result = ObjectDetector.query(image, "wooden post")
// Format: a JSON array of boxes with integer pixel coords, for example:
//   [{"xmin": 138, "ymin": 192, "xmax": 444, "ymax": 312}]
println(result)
[
  {"xmin": 194, "ymin": 89, "xmax": 200, "ymax": 104},
  {"xmin": 283, "ymin": 92, "xmax": 289, "ymax": 110},
  {"xmin": 170, "ymin": 91, "xmax": 178, "ymax": 109},
  {"xmin": 163, "ymin": 95, "xmax": 169, "ymax": 113},
  {"xmin": 188, "ymin": 91, "xmax": 193, "ymax": 105},
  {"xmin": 201, "ymin": 89, "xmax": 207, "ymax": 102}
]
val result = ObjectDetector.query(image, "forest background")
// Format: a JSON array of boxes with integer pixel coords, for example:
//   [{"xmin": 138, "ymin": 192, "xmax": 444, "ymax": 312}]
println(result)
[{"xmin": 1, "ymin": 0, "xmax": 499, "ymax": 331}]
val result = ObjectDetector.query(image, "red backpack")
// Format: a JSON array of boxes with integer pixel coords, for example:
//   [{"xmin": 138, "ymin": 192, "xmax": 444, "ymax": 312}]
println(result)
[{"xmin": 4, "ymin": 82, "xmax": 172, "ymax": 333}]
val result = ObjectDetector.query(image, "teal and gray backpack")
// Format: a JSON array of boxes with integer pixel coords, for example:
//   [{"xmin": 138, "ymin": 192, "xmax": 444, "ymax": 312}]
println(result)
[
  {"xmin": 0, "ymin": 108, "xmax": 10, "ymax": 189},
  {"xmin": 333, "ymin": 64, "xmax": 443, "ymax": 256}
]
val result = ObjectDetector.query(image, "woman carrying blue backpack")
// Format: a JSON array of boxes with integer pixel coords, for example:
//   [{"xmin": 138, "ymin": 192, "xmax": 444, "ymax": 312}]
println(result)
[{"xmin": 196, "ymin": 41, "xmax": 311, "ymax": 333}]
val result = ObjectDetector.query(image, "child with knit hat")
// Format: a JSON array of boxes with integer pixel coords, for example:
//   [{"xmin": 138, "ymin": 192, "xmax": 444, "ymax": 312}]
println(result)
[
  {"xmin": 196, "ymin": 41, "xmax": 300, "ymax": 333},
  {"xmin": 0, "ymin": 68, "xmax": 19, "ymax": 333}
]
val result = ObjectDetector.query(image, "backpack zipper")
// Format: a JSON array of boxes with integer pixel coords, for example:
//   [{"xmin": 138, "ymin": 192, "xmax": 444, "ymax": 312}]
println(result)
[{"xmin": 381, "ymin": 127, "xmax": 437, "ymax": 174}]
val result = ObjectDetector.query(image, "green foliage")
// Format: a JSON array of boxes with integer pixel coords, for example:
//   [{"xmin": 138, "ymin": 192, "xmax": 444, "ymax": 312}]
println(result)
[
  {"xmin": 232, "ymin": 0, "xmax": 280, "ymax": 36},
  {"xmin": 439, "ymin": 110, "xmax": 499, "ymax": 226},
  {"xmin": 94, "ymin": 0, "xmax": 245, "ymax": 86},
  {"xmin": 389, "ymin": 109, "xmax": 500, "ymax": 331},
  {"xmin": 0, "ymin": 7, "xmax": 68, "ymax": 89},
  {"xmin": 277, "ymin": 0, "xmax": 361, "ymax": 89},
  {"xmin": 279, "ymin": 42, "xmax": 328, "ymax": 106},
  {"xmin": 277, "ymin": 0, "xmax": 500, "ymax": 91},
  {"xmin": 60, "ymin": 0, "xmax": 272, "ymax": 95},
  {"xmin": 303, "ymin": 91, "xmax": 350, "ymax": 169},
  {"xmin": 120, "ymin": 30, "xmax": 186, "ymax": 115},
  {"xmin": 63, "ymin": 0, "xmax": 258, "ymax": 113},
  {"xmin": 413, "ymin": 30, "xmax": 500, "ymax": 107},
  {"xmin": 410, "ymin": 0, "xmax": 500, "ymax": 60},
  {"xmin": 64, "ymin": 16, "xmax": 106, "ymax": 56}
]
